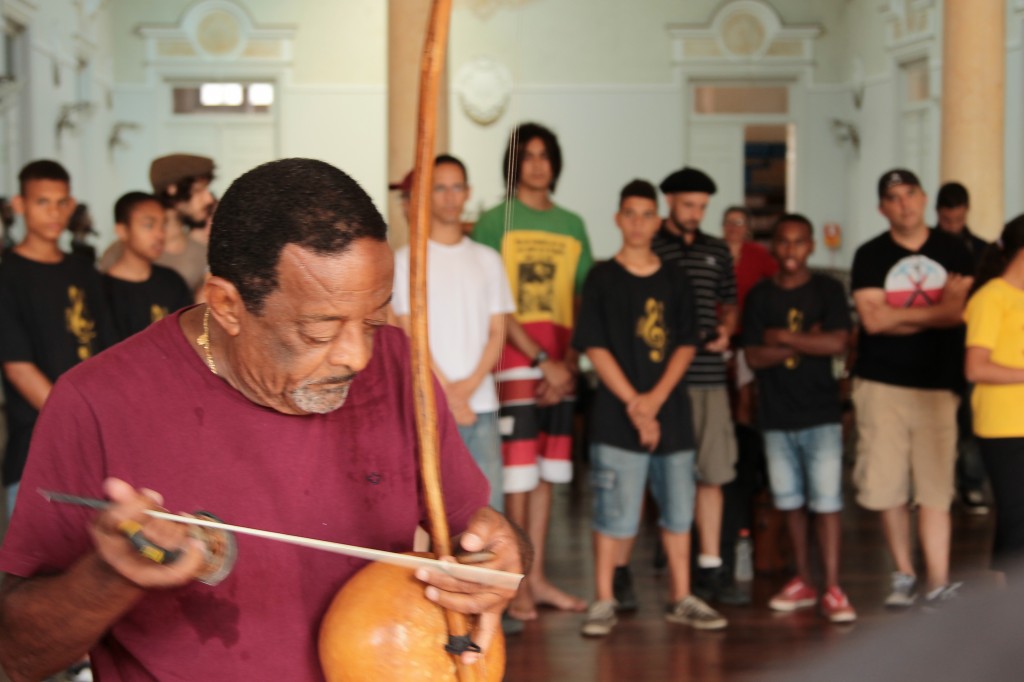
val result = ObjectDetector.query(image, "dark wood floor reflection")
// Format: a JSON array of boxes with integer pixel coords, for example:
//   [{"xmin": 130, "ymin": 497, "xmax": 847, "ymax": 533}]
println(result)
[
  {"xmin": 0, "ymin": 469, "xmax": 996, "ymax": 682},
  {"xmin": 503, "ymin": 481, "xmax": 995, "ymax": 682}
]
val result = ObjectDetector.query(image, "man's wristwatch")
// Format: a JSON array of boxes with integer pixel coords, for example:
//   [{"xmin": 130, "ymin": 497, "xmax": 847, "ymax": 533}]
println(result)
[{"xmin": 530, "ymin": 350, "xmax": 549, "ymax": 368}]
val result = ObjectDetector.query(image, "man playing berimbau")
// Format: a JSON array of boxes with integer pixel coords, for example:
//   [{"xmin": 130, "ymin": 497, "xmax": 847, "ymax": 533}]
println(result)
[{"xmin": 0, "ymin": 158, "xmax": 525, "ymax": 681}]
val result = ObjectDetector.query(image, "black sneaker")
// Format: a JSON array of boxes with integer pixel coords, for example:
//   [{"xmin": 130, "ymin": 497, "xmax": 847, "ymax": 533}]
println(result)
[
  {"xmin": 717, "ymin": 581, "xmax": 752, "ymax": 606},
  {"xmin": 962, "ymin": 489, "xmax": 989, "ymax": 515},
  {"xmin": 612, "ymin": 566, "xmax": 638, "ymax": 612},
  {"xmin": 501, "ymin": 612, "xmax": 525, "ymax": 636},
  {"xmin": 693, "ymin": 565, "xmax": 729, "ymax": 603}
]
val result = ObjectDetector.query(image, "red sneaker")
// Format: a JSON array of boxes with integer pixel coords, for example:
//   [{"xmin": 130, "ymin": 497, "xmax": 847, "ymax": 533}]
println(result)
[
  {"xmin": 768, "ymin": 577, "xmax": 818, "ymax": 612},
  {"xmin": 821, "ymin": 585, "xmax": 857, "ymax": 623}
]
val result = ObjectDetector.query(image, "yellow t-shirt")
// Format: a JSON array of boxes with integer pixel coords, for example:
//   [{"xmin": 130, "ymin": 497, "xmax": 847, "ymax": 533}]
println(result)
[{"xmin": 964, "ymin": 278, "xmax": 1024, "ymax": 438}]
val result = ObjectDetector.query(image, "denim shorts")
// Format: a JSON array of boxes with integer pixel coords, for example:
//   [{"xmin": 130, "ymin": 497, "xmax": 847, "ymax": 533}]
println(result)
[
  {"xmin": 5, "ymin": 481, "xmax": 19, "ymax": 521},
  {"xmin": 457, "ymin": 412, "xmax": 504, "ymax": 513},
  {"xmin": 763, "ymin": 423, "xmax": 843, "ymax": 513},
  {"xmin": 590, "ymin": 444, "xmax": 696, "ymax": 538}
]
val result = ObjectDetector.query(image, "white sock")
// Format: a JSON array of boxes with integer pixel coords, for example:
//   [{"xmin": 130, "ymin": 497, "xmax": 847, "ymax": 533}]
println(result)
[{"xmin": 698, "ymin": 554, "xmax": 722, "ymax": 569}]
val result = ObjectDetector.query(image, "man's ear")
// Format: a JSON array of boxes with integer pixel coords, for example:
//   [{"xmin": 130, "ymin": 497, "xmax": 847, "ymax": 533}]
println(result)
[
  {"xmin": 114, "ymin": 222, "xmax": 129, "ymax": 242},
  {"xmin": 205, "ymin": 276, "xmax": 245, "ymax": 337},
  {"xmin": 165, "ymin": 185, "xmax": 178, "ymax": 198},
  {"xmin": 10, "ymin": 195, "xmax": 24, "ymax": 216}
]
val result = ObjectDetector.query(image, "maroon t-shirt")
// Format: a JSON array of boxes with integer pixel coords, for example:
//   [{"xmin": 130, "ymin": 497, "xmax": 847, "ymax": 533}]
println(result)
[{"xmin": 0, "ymin": 311, "xmax": 488, "ymax": 681}]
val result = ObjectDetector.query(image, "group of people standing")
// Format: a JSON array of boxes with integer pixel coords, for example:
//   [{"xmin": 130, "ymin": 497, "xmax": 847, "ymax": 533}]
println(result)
[
  {"xmin": 393, "ymin": 121, "xmax": 1024, "ymax": 640},
  {"xmin": 0, "ymin": 155, "xmax": 217, "ymax": 520}
]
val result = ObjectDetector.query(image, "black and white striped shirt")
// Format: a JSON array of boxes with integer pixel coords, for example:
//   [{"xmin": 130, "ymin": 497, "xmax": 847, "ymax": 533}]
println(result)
[{"xmin": 652, "ymin": 224, "xmax": 737, "ymax": 386}]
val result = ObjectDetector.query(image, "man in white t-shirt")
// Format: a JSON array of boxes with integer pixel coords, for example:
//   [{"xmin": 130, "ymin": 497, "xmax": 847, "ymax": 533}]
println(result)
[{"xmin": 392, "ymin": 154, "xmax": 515, "ymax": 511}]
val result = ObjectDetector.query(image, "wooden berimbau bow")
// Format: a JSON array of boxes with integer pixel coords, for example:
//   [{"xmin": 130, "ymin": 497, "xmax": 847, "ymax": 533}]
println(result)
[{"xmin": 318, "ymin": 2, "xmax": 507, "ymax": 680}]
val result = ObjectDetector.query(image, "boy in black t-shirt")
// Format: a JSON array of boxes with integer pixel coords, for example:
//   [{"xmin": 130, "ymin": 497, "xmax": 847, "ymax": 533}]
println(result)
[
  {"xmin": 742, "ymin": 214, "xmax": 855, "ymax": 623},
  {"xmin": 574, "ymin": 180, "xmax": 726, "ymax": 636},
  {"xmin": 0, "ymin": 160, "xmax": 115, "ymax": 517},
  {"xmin": 103, "ymin": 192, "xmax": 193, "ymax": 341}
]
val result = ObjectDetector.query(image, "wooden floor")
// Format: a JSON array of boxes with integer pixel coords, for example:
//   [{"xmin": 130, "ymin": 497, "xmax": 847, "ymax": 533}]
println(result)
[
  {"xmin": 0, "ymin": 466, "xmax": 997, "ymax": 682},
  {"xmin": 503, "ymin": 479, "xmax": 996, "ymax": 682}
]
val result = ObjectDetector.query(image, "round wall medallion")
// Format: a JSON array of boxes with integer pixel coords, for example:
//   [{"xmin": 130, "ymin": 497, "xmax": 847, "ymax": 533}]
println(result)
[
  {"xmin": 455, "ymin": 57, "xmax": 513, "ymax": 126},
  {"xmin": 721, "ymin": 12, "xmax": 765, "ymax": 57},
  {"xmin": 196, "ymin": 9, "xmax": 242, "ymax": 57}
]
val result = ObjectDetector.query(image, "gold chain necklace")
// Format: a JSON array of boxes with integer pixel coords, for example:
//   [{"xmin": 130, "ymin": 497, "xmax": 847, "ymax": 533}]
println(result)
[{"xmin": 196, "ymin": 306, "xmax": 218, "ymax": 375}]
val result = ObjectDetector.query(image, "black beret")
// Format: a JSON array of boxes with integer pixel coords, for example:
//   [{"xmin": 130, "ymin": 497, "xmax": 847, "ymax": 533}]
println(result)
[{"xmin": 659, "ymin": 167, "xmax": 717, "ymax": 195}]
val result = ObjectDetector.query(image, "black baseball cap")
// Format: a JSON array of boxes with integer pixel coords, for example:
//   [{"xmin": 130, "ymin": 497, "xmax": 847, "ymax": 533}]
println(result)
[{"xmin": 877, "ymin": 168, "xmax": 922, "ymax": 200}]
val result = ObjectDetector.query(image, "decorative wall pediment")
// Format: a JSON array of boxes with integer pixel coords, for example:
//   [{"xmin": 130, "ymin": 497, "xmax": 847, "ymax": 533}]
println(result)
[
  {"xmin": 666, "ymin": 0, "xmax": 820, "ymax": 66},
  {"xmin": 137, "ymin": 0, "xmax": 295, "ymax": 66},
  {"xmin": 880, "ymin": 0, "xmax": 938, "ymax": 54},
  {"xmin": 454, "ymin": 0, "xmax": 538, "ymax": 21},
  {"xmin": 1, "ymin": 0, "xmax": 35, "ymax": 26}
]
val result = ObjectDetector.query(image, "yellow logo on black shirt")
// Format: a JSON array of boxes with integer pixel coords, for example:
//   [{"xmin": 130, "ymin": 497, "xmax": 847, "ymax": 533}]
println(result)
[
  {"xmin": 150, "ymin": 304, "xmax": 169, "ymax": 324},
  {"xmin": 785, "ymin": 307, "xmax": 804, "ymax": 369},
  {"xmin": 65, "ymin": 285, "xmax": 96, "ymax": 360},
  {"xmin": 637, "ymin": 298, "xmax": 667, "ymax": 363}
]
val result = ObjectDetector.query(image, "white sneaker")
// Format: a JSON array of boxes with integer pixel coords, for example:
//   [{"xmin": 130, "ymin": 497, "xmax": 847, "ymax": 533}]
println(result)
[
  {"xmin": 923, "ymin": 582, "xmax": 963, "ymax": 612},
  {"xmin": 581, "ymin": 600, "xmax": 618, "ymax": 637},
  {"xmin": 665, "ymin": 595, "xmax": 727, "ymax": 630},
  {"xmin": 884, "ymin": 572, "xmax": 917, "ymax": 608}
]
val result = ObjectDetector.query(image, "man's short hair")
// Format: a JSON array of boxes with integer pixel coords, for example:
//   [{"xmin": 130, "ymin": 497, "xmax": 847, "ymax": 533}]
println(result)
[
  {"xmin": 390, "ymin": 155, "xmax": 469, "ymax": 199},
  {"xmin": 209, "ymin": 158, "xmax": 388, "ymax": 315},
  {"xmin": 150, "ymin": 154, "xmax": 215, "ymax": 206},
  {"xmin": 502, "ymin": 122, "xmax": 562, "ymax": 193},
  {"xmin": 18, "ymin": 160, "xmax": 70, "ymax": 195},
  {"xmin": 435, "ymin": 154, "xmax": 468, "ymax": 184},
  {"xmin": 936, "ymin": 182, "xmax": 969, "ymax": 210},
  {"xmin": 772, "ymin": 212, "xmax": 814, "ymax": 239},
  {"xmin": 619, "ymin": 179, "xmax": 657, "ymax": 207},
  {"xmin": 723, "ymin": 205, "xmax": 751, "ymax": 223},
  {"xmin": 659, "ymin": 167, "xmax": 716, "ymax": 195},
  {"xmin": 114, "ymin": 192, "xmax": 161, "ymax": 226}
]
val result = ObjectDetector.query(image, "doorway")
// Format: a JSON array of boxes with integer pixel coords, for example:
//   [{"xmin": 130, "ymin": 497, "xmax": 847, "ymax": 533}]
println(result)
[{"xmin": 686, "ymin": 82, "xmax": 794, "ymax": 238}]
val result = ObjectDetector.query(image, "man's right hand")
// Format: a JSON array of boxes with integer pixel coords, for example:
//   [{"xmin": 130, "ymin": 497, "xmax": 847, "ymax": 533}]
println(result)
[
  {"xmin": 632, "ymin": 415, "xmax": 660, "ymax": 452},
  {"xmin": 90, "ymin": 478, "xmax": 206, "ymax": 589},
  {"xmin": 942, "ymin": 273, "xmax": 974, "ymax": 303},
  {"xmin": 936, "ymin": 274, "xmax": 974, "ymax": 324},
  {"xmin": 535, "ymin": 359, "xmax": 574, "ymax": 406}
]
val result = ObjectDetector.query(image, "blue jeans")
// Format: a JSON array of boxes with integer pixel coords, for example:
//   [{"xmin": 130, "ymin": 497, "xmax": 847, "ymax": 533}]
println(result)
[
  {"xmin": 590, "ymin": 444, "xmax": 696, "ymax": 538},
  {"xmin": 5, "ymin": 481, "xmax": 19, "ymax": 521},
  {"xmin": 764, "ymin": 424, "xmax": 843, "ymax": 513},
  {"xmin": 458, "ymin": 412, "xmax": 504, "ymax": 513}
]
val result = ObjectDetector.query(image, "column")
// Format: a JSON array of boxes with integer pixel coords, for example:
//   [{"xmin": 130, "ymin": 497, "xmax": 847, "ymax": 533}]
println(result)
[
  {"xmin": 940, "ymin": 0, "xmax": 1005, "ymax": 239},
  {"xmin": 387, "ymin": 0, "xmax": 449, "ymax": 248}
]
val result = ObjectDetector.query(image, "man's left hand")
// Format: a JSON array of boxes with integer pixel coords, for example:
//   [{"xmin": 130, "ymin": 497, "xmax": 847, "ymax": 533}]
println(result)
[
  {"xmin": 414, "ymin": 508, "xmax": 528, "ymax": 664},
  {"xmin": 704, "ymin": 325, "xmax": 731, "ymax": 353}
]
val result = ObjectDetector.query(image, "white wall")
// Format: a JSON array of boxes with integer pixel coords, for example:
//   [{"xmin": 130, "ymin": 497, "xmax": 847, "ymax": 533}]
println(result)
[
  {"xmin": 104, "ymin": 0, "xmax": 388, "ymax": 252},
  {"xmin": 1, "ymin": 0, "xmax": 118, "ymax": 247},
  {"xmin": 4, "ymin": 0, "xmax": 1023, "ymax": 262},
  {"xmin": 450, "ymin": 83, "xmax": 685, "ymax": 260}
]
